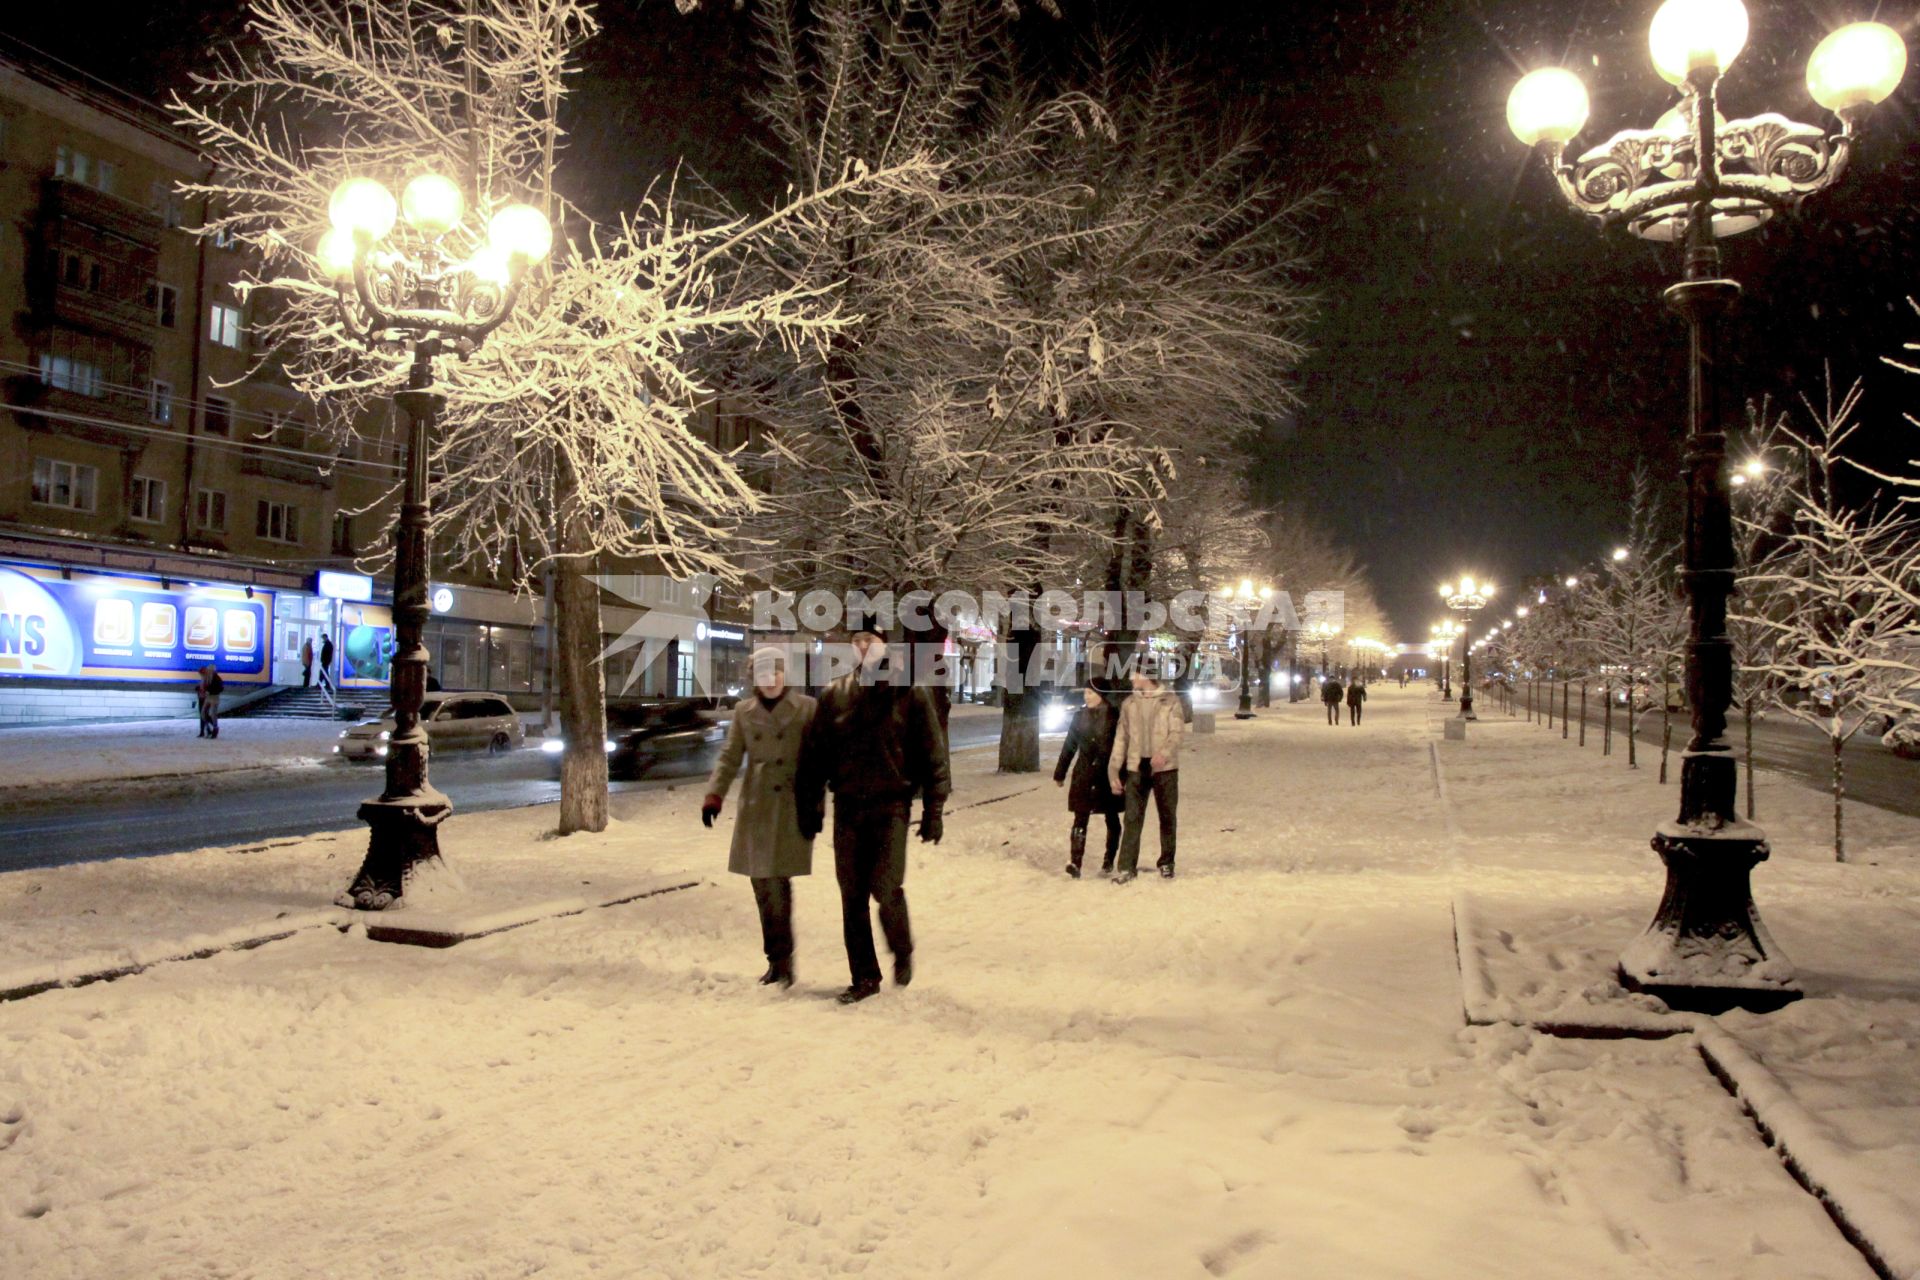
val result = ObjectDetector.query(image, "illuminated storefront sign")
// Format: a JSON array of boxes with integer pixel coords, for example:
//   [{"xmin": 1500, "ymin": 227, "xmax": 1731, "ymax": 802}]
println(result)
[
  {"xmin": 0, "ymin": 561, "xmax": 272, "ymax": 683},
  {"xmin": 696, "ymin": 621, "xmax": 746, "ymax": 643},
  {"xmin": 315, "ymin": 570, "xmax": 374, "ymax": 602}
]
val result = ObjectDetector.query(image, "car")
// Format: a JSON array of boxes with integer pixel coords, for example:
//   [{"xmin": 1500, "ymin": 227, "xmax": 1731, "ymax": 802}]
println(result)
[
  {"xmin": 1883, "ymin": 718, "xmax": 1920, "ymax": 761},
  {"xmin": 333, "ymin": 692, "xmax": 525, "ymax": 762},
  {"xmin": 542, "ymin": 699, "xmax": 726, "ymax": 780}
]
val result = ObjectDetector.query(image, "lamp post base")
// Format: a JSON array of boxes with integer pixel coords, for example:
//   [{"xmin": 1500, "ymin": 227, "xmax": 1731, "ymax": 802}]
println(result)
[
  {"xmin": 337, "ymin": 787, "xmax": 456, "ymax": 911},
  {"xmin": 1618, "ymin": 819, "xmax": 1801, "ymax": 1014}
]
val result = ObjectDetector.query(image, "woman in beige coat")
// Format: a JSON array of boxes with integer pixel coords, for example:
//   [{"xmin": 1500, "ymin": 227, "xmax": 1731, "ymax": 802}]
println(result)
[{"xmin": 703, "ymin": 648, "xmax": 817, "ymax": 988}]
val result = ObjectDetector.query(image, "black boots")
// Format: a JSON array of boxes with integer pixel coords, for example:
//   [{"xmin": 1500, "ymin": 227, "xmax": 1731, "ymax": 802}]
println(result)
[
  {"xmin": 1066, "ymin": 826, "xmax": 1087, "ymax": 878},
  {"xmin": 759, "ymin": 957, "xmax": 795, "ymax": 989},
  {"xmin": 837, "ymin": 979, "xmax": 881, "ymax": 1005}
]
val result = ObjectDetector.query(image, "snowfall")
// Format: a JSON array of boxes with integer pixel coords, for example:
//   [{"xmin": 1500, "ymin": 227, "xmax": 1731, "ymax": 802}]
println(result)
[{"xmin": 3, "ymin": 688, "xmax": 1918, "ymax": 1279}]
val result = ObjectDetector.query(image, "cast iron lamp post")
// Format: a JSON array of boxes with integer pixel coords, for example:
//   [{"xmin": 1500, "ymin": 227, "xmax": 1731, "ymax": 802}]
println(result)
[
  {"xmin": 1311, "ymin": 621, "xmax": 1340, "ymax": 678},
  {"xmin": 1217, "ymin": 578, "xmax": 1273, "ymax": 720},
  {"xmin": 313, "ymin": 174, "xmax": 552, "ymax": 910},
  {"xmin": 1439, "ymin": 576, "xmax": 1492, "ymax": 720},
  {"xmin": 1507, "ymin": 0, "xmax": 1905, "ymax": 1011},
  {"xmin": 1430, "ymin": 620, "xmax": 1459, "ymax": 697}
]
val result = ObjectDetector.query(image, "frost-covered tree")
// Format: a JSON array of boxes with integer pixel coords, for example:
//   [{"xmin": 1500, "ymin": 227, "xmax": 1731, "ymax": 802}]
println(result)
[
  {"xmin": 172, "ymin": 0, "xmax": 897, "ymax": 834},
  {"xmin": 1737, "ymin": 380, "xmax": 1920, "ymax": 861},
  {"xmin": 1585, "ymin": 466, "xmax": 1679, "ymax": 771}
]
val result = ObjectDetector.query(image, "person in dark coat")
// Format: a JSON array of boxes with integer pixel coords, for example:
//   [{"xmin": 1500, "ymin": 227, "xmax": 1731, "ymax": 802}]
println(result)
[
  {"xmin": 795, "ymin": 628, "xmax": 951, "ymax": 1005},
  {"xmin": 704, "ymin": 647, "xmax": 817, "ymax": 989},
  {"xmin": 300, "ymin": 636, "xmax": 314, "ymax": 688},
  {"xmin": 1346, "ymin": 679, "xmax": 1367, "ymax": 725},
  {"xmin": 1053, "ymin": 684, "xmax": 1123, "ymax": 878},
  {"xmin": 196, "ymin": 665, "xmax": 224, "ymax": 738},
  {"xmin": 317, "ymin": 633, "xmax": 336, "ymax": 693},
  {"xmin": 1320, "ymin": 675, "xmax": 1344, "ymax": 725}
]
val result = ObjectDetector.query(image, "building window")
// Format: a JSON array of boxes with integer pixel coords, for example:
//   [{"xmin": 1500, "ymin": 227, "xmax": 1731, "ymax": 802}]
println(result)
[
  {"xmin": 256, "ymin": 499, "xmax": 300, "ymax": 544},
  {"xmin": 209, "ymin": 302, "xmax": 243, "ymax": 348},
  {"xmin": 661, "ymin": 578, "xmax": 682, "ymax": 606},
  {"xmin": 130, "ymin": 475, "xmax": 165, "ymax": 524},
  {"xmin": 149, "ymin": 282, "xmax": 178, "ymax": 328},
  {"xmin": 674, "ymin": 650, "xmax": 695, "ymax": 697},
  {"xmin": 211, "ymin": 227, "xmax": 237, "ymax": 250},
  {"xmin": 205, "ymin": 397, "xmax": 233, "ymax": 437},
  {"xmin": 60, "ymin": 251, "xmax": 105, "ymax": 292},
  {"xmin": 196, "ymin": 488, "xmax": 227, "ymax": 533},
  {"xmin": 331, "ymin": 512, "xmax": 354, "ymax": 555},
  {"xmin": 149, "ymin": 180, "xmax": 185, "ymax": 228},
  {"xmin": 56, "ymin": 144, "xmax": 117, "ymax": 194},
  {"xmin": 149, "ymin": 380, "xmax": 174, "ymax": 425},
  {"xmin": 31, "ymin": 458, "xmax": 98, "ymax": 512},
  {"xmin": 38, "ymin": 352, "xmax": 105, "ymax": 398}
]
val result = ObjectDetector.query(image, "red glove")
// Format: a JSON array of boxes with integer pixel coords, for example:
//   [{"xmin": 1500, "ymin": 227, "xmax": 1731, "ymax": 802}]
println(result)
[{"xmin": 701, "ymin": 794, "xmax": 723, "ymax": 828}]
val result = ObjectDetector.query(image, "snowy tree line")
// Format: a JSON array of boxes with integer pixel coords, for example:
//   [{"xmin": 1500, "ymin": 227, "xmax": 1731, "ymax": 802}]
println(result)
[{"xmin": 1478, "ymin": 368, "xmax": 1920, "ymax": 861}]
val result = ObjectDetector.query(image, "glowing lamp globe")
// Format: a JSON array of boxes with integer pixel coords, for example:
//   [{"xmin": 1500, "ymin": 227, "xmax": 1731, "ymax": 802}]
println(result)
[
  {"xmin": 401, "ymin": 174, "xmax": 465, "ymax": 237},
  {"xmin": 1807, "ymin": 22, "xmax": 1907, "ymax": 112},
  {"xmin": 488, "ymin": 204, "xmax": 553, "ymax": 264},
  {"xmin": 329, "ymin": 178, "xmax": 397, "ymax": 240},
  {"xmin": 1649, "ymin": 0, "xmax": 1749, "ymax": 85},
  {"xmin": 1507, "ymin": 68, "xmax": 1591, "ymax": 146},
  {"xmin": 315, "ymin": 227, "xmax": 358, "ymax": 280}
]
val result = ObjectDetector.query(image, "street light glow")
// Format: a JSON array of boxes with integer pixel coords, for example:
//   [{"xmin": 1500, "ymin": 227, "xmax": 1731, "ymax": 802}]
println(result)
[
  {"xmin": 1564, "ymin": 576, "xmax": 1580, "ymax": 589},
  {"xmin": 401, "ymin": 173, "xmax": 465, "ymax": 237},
  {"xmin": 488, "ymin": 203, "xmax": 555, "ymax": 264},
  {"xmin": 1807, "ymin": 22, "xmax": 1908, "ymax": 112},
  {"xmin": 1648, "ymin": 0, "xmax": 1749, "ymax": 86},
  {"xmin": 1613, "ymin": 546, "xmax": 1631, "ymax": 562},
  {"xmin": 1506, "ymin": 67, "xmax": 1590, "ymax": 147},
  {"xmin": 329, "ymin": 177, "xmax": 397, "ymax": 240},
  {"xmin": 315, "ymin": 227, "xmax": 358, "ymax": 279}
]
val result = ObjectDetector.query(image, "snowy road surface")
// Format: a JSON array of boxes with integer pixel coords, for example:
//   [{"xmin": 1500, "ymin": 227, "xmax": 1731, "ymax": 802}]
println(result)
[
  {"xmin": 0, "ymin": 689, "xmax": 1892, "ymax": 1278},
  {"xmin": 0, "ymin": 710, "xmax": 1010, "ymax": 872}
]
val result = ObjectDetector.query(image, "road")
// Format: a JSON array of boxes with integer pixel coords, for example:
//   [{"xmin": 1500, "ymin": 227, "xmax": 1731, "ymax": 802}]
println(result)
[
  {"xmin": 1471, "ymin": 683, "xmax": 1919, "ymax": 818},
  {"xmin": 0, "ymin": 711, "xmax": 1009, "ymax": 874}
]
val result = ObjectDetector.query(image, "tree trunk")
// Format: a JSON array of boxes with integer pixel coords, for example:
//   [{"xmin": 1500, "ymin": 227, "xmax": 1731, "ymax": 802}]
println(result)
[
  {"xmin": 553, "ymin": 463, "xmax": 608, "ymax": 835},
  {"xmin": 1603, "ymin": 683, "xmax": 1613, "ymax": 756},
  {"xmin": 1658, "ymin": 675, "xmax": 1671, "ymax": 784},
  {"xmin": 1831, "ymin": 734, "xmax": 1845, "ymax": 863},
  {"xmin": 1743, "ymin": 702, "xmax": 1755, "ymax": 820},
  {"xmin": 997, "ymin": 605, "xmax": 1042, "ymax": 773},
  {"xmin": 1561, "ymin": 681, "xmax": 1569, "ymax": 740},
  {"xmin": 1578, "ymin": 683, "xmax": 1587, "ymax": 747},
  {"xmin": 1626, "ymin": 691, "xmax": 1638, "ymax": 769}
]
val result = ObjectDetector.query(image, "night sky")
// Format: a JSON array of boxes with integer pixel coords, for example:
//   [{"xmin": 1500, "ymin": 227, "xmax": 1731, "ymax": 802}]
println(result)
[{"xmin": 13, "ymin": 0, "xmax": 1917, "ymax": 637}]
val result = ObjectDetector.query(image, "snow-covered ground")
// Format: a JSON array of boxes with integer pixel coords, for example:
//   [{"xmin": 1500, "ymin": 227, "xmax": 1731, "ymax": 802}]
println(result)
[
  {"xmin": 0, "ymin": 715, "xmax": 352, "ymax": 794},
  {"xmin": 0, "ymin": 688, "xmax": 1907, "ymax": 1278}
]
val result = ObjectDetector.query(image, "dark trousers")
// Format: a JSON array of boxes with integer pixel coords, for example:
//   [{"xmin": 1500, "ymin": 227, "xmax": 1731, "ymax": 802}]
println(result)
[
  {"xmin": 750, "ymin": 876, "xmax": 794, "ymax": 962},
  {"xmin": 301, "ymin": 664, "xmax": 312, "ymax": 688},
  {"xmin": 834, "ymin": 801, "xmax": 912, "ymax": 985},
  {"xmin": 1116, "ymin": 761, "xmax": 1177, "ymax": 874},
  {"xmin": 1325, "ymin": 701, "xmax": 1339, "ymax": 724},
  {"xmin": 1070, "ymin": 810, "xmax": 1121, "ymax": 868},
  {"xmin": 198, "ymin": 701, "xmax": 219, "ymax": 738},
  {"xmin": 1349, "ymin": 702, "xmax": 1363, "ymax": 724}
]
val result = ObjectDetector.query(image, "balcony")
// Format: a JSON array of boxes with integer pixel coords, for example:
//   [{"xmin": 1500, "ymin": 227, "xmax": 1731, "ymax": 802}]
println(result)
[
  {"xmin": 237, "ymin": 441, "xmax": 330, "ymax": 489},
  {"xmin": 44, "ymin": 178, "xmax": 165, "ymax": 248},
  {"xmin": 49, "ymin": 280, "xmax": 158, "ymax": 345}
]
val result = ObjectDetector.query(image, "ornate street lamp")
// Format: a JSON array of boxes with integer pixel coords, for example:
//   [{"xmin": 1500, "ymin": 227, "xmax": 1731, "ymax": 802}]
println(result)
[
  {"xmin": 1430, "ymin": 620, "xmax": 1459, "ymax": 697},
  {"xmin": 313, "ymin": 174, "xmax": 552, "ymax": 910},
  {"xmin": 1508, "ymin": 1, "xmax": 1904, "ymax": 1011},
  {"xmin": 1218, "ymin": 578, "xmax": 1273, "ymax": 720},
  {"xmin": 1439, "ymin": 576, "xmax": 1492, "ymax": 719}
]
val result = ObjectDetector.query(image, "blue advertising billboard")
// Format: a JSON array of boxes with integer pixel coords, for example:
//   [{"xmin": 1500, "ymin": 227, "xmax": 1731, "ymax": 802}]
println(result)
[
  {"xmin": 0, "ymin": 561, "xmax": 273, "ymax": 684},
  {"xmin": 337, "ymin": 601, "xmax": 396, "ymax": 689}
]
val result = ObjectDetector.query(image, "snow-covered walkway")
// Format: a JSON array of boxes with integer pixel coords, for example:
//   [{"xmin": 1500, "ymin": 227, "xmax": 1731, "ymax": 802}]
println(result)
[{"xmin": 0, "ymin": 689, "xmax": 1899, "ymax": 1278}]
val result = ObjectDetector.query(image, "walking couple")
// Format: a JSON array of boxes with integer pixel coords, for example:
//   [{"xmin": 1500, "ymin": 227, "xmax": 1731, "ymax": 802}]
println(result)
[
  {"xmin": 702, "ymin": 631, "xmax": 950, "ymax": 1006},
  {"xmin": 1054, "ymin": 664, "xmax": 1183, "ymax": 884}
]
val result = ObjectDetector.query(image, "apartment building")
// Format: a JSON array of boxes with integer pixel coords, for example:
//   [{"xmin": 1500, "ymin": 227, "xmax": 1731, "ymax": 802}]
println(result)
[{"xmin": 0, "ymin": 41, "xmax": 759, "ymax": 723}]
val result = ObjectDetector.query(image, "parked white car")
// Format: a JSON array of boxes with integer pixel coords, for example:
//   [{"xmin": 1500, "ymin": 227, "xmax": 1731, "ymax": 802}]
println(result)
[{"xmin": 334, "ymin": 692, "xmax": 525, "ymax": 762}]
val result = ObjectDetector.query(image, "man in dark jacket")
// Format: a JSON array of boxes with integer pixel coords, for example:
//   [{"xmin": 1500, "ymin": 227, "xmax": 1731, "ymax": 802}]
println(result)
[
  {"xmin": 317, "ymin": 633, "xmax": 336, "ymax": 694},
  {"xmin": 1320, "ymin": 675, "xmax": 1344, "ymax": 726},
  {"xmin": 1346, "ymin": 679, "xmax": 1367, "ymax": 725},
  {"xmin": 796, "ymin": 628, "xmax": 951, "ymax": 1005}
]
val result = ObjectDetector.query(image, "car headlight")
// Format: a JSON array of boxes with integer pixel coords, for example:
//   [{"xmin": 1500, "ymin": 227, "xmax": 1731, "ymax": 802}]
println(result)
[
  {"xmin": 338, "ymin": 729, "xmax": 349, "ymax": 739},
  {"xmin": 604, "ymin": 739, "xmax": 617, "ymax": 753},
  {"xmin": 540, "ymin": 739, "xmax": 564, "ymax": 755},
  {"xmin": 379, "ymin": 730, "xmax": 391, "ymax": 741},
  {"xmin": 376, "ymin": 746, "xmax": 388, "ymax": 757},
  {"xmin": 1041, "ymin": 703, "xmax": 1068, "ymax": 731},
  {"xmin": 331, "ymin": 745, "xmax": 340, "ymax": 754}
]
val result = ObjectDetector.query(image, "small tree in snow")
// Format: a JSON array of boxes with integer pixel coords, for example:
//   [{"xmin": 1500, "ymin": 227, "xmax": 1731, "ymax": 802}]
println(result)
[
  {"xmin": 1738, "ymin": 380, "xmax": 1920, "ymax": 861},
  {"xmin": 1585, "ymin": 466, "xmax": 1679, "ymax": 771}
]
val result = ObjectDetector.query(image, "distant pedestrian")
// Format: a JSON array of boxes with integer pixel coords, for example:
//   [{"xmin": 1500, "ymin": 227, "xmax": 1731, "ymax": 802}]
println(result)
[
  {"xmin": 795, "ymin": 628, "xmax": 950, "ymax": 1006},
  {"xmin": 317, "ymin": 633, "xmax": 335, "ymax": 693},
  {"xmin": 1346, "ymin": 680, "xmax": 1367, "ymax": 725},
  {"xmin": 1108, "ymin": 664, "xmax": 1184, "ymax": 883},
  {"xmin": 300, "ymin": 636, "xmax": 314, "ymax": 687},
  {"xmin": 196, "ymin": 665, "xmax": 224, "ymax": 739},
  {"xmin": 1320, "ymin": 675, "xmax": 1344, "ymax": 725},
  {"xmin": 703, "ymin": 647, "xmax": 817, "ymax": 990},
  {"xmin": 1054, "ymin": 683, "xmax": 1122, "ymax": 878}
]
